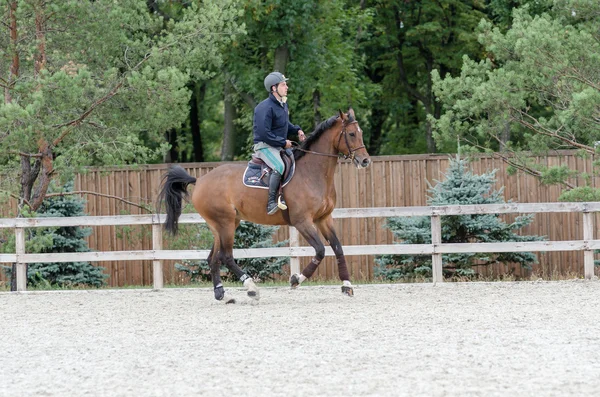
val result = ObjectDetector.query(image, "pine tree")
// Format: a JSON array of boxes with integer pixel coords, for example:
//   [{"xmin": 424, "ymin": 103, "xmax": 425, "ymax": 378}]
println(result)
[
  {"xmin": 26, "ymin": 182, "xmax": 107, "ymax": 288},
  {"xmin": 175, "ymin": 221, "xmax": 288, "ymax": 282},
  {"xmin": 375, "ymin": 156, "xmax": 545, "ymax": 280}
]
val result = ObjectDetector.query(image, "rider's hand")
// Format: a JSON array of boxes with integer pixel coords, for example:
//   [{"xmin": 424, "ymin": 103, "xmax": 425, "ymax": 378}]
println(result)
[
  {"xmin": 285, "ymin": 140, "xmax": 292, "ymax": 149},
  {"xmin": 298, "ymin": 130, "xmax": 306, "ymax": 142}
]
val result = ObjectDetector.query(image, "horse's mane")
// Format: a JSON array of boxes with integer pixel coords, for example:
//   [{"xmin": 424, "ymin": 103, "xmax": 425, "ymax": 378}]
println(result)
[{"xmin": 294, "ymin": 112, "xmax": 354, "ymax": 160}]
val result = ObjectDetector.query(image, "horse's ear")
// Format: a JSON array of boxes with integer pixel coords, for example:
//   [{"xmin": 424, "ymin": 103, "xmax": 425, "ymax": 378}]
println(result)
[
  {"xmin": 348, "ymin": 107, "xmax": 355, "ymax": 120},
  {"xmin": 338, "ymin": 109, "xmax": 346, "ymax": 121}
]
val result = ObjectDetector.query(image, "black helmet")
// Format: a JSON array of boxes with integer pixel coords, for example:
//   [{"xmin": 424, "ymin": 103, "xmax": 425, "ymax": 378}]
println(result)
[{"xmin": 264, "ymin": 72, "xmax": 288, "ymax": 92}]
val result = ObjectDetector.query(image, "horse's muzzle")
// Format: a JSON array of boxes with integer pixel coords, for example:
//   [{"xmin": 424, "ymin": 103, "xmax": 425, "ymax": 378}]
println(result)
[{"xmin": 354, "ymin": 156, "xmax": 372, "ymax": 169}]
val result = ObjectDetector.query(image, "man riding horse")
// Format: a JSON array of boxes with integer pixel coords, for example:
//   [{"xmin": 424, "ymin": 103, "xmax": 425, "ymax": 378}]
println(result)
[
  {"xmin": 253, "ymin": 72, "xmax": 306, "ymax": 215},
  {"xmin": 158, "ymin": 71, "xmax": 371, "ymax": 302}
]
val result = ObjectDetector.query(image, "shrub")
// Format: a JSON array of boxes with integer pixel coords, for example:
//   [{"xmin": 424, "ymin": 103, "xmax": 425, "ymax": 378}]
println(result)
[
  {"xmin": 375, "ymin": 156, "xmax": 545, "ymax": 281},
  {"xmin": 3, "ymin": 182, "xmax": 107, "ymax": 288}
]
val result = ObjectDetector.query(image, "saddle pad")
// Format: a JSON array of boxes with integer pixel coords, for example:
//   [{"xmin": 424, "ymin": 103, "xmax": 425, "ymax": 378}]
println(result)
[{"xmin": 242, "ymin": 162, "xmax": 295, "ymax": 189}]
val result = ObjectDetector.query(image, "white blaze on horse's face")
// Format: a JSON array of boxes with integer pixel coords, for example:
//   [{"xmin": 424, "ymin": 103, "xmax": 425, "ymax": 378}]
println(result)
[{"xmin": 342, "ymin": 120, "xmax": 372, "ymax": 169}]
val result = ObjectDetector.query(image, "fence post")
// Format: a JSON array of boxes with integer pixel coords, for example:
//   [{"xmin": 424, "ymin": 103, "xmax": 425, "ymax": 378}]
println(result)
[
  {"xmin": 152, "ymin": 222, "xmax": 164, "ymax": 289},
  {"xmin": 431, "ymin": 215, "xmax": 443, "ymax": 284},
  {"xmin": 15, "ymin": 227, "xmax": 26, "ymax": 292},
  {"xmin": 583, "ymin": 212, "xmax": 595, "ymax": 279},
  {"xmin": 289, "ymin": 226, "xmax": 300, "ymax": 276}
]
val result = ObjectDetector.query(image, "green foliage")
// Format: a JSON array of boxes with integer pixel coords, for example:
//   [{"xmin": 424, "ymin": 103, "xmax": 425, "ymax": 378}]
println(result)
[
  {"xmin": 558, "ymin": 186, "xmax": 600, "ymax": 202},
  {"xmin": 175, "ymin": 221, "xmax": 288, "ymax": 282},
  {"xmin": 375, "ymin": 156, "xmax": 545, "ymax": 280},
  {"xmin": 432, "ymin": 1, "xmax": 600, "ymax": 193},
  {"xmin": 287, "ymin": 0, "xmax": 375, "ymax": 128},
  {"xmin": 218, "ymin": 0, "xmax": 376, "ymax": 154},
  {"xmin": 359, "ymin": 0, "xmax": 489, "ymax": 154},
  {"xmin": 2, "ymin": 182, "xmax": 107, "ymax": 288},
  {"xmin": 1, "ymin": 0, "xmax": 245, "ymax": 205},
  {"xmin": 486, "ymin": 0, "xmax": 553, "ymax": 29}
]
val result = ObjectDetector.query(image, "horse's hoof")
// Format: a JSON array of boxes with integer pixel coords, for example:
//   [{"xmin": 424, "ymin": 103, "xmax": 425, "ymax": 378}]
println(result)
[
  {"xmin": 290, "ymin": 274, "xmax": 300, "ymax": 289},
  {"xmin": 225, "ymin": 296, "xmax": 236, "ymax": 304},
  {"xmin": 341, "ymin": 286, "xmax": 354, "ymax": 297},
  {"xmin": 214, "ymin": 285, "xmax": 225, "ymax": 301},
  {"xmin": 244, "ymin": 279, "xmax": 260, "ymax": 300},
  {"xmin": 247, "ymin": 289, "xmax": 260, "ymax": 300}
]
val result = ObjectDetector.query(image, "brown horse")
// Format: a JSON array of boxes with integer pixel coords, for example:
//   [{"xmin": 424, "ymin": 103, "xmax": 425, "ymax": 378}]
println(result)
[{"xmin": 158, "ymin": 109, "xmax": 371, "ymax": 302}]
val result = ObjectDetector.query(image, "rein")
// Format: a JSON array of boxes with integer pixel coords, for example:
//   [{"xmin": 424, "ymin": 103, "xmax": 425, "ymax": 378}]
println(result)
[
  {"xmin": 293, "ymin": 145, "xmax": 339, "ymax": 158},
  {"xmin": 293, "ymin": 121, "xmax": 365, "ymax": 160}
]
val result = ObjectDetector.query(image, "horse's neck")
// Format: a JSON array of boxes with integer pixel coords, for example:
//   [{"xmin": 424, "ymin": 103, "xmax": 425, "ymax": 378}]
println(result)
[
  {"xmin": 296, "ymin": 153, "xmax": 338, "ymax": 179},
  {"xmin": 296, "ymin": 129, "xmax": 339, "ymax": 190}
]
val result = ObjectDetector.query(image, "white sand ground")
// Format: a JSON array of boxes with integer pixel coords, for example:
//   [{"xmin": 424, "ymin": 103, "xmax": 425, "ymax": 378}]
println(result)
[{"xmin": 1, "ymin": 281, "xmax": 600, "ymax": 397}]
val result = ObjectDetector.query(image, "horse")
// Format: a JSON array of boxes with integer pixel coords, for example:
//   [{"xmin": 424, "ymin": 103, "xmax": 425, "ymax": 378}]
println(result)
[{"xmin": 157, "ymin": 108, "xmax": 371, "ymax": 303}]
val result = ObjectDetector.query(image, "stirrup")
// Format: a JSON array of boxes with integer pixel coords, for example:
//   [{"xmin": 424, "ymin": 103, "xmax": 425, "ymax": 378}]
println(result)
[{"xmin": 277, "ymin": 195, "xmax": 287, "ymax": 210}]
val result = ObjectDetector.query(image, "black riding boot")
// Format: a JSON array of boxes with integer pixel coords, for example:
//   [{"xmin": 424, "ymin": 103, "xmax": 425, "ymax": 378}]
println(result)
[{"xmin": 267, "ymin": 171, "xmax": 282, "ymax": 215}]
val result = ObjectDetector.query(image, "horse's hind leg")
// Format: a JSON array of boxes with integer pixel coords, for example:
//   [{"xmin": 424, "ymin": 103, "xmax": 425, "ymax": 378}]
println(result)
[
  {"xmin": 316, "ymin": 215, "xmax": 353, "ymax": 296},
  {"xmin": 208, "ymin": 239, "xmax": 235, "ymax": 303},
  {"xmin": 221, "ymin": 254, "xmax": 260, "ymax": 300},
  {"xmin": 217, "ymin": 220, "xmax": 260, "ymax": 300}
]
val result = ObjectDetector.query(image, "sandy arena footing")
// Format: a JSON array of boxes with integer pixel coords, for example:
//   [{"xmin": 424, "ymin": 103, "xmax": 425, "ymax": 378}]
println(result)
[{"xmin": 1, "ymin": 281, "xmax": 600, "ymax": 397}]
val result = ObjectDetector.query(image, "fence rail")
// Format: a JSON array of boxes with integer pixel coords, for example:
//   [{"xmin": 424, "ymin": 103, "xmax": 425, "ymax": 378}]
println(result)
[{"xmin": 1, "ymin": 203, "xmax": 598, "ymax": 291}]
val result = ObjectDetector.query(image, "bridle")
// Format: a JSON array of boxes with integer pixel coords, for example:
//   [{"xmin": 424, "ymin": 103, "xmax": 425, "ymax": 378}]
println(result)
[
  {"xmin": 294, "ymin": 120, "xmax": 365, "ymax": 161},
  {"xmin": 336, "ymin": 121, "xmax": 365, "ymax": 161}
]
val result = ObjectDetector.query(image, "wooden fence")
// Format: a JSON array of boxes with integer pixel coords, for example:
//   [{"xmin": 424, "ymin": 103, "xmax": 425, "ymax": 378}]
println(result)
[
  {"xmin": 1, "ymin": 203, "xmax": 598, "ymax": 291},
  {"xmin": 1, "ymin": 152, "xmax": 599, "ymax": 286}
]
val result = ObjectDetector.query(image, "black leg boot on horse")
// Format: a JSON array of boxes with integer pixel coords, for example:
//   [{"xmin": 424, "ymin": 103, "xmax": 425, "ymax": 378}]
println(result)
[{"xmin": 267, "ymin": 171, "xmax": 287, "ymax": 215}]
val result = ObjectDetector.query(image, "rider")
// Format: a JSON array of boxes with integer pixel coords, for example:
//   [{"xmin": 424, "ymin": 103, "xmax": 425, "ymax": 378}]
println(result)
[{"xmin": 253, "ymin": 71, "xmax": 306, "ymax": 215}]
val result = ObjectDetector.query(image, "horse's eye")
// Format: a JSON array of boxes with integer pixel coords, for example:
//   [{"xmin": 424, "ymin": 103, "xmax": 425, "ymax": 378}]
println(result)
[{"xmin": 349, "ymin": 132, "xmax": 356, "ymax": 137}]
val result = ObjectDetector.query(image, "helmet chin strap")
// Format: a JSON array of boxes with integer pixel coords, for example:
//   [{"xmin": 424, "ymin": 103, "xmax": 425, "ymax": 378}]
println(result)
[{"xmin": 274, "ymin": 85, "xmax": 287, "ymax": 103}]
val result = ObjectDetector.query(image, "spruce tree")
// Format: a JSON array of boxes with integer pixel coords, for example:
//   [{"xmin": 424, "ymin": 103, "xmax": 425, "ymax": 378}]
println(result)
[
  {"xmin": 26, "ymin": 182, "xmax": 106, "ymax": 288},
  {"xmin": 375, "ymin": 156, "xmax": 545, "ymax": 280}
]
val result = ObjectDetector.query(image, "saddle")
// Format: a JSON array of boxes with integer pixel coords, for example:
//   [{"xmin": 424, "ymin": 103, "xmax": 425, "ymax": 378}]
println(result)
[{"xmin": 243, "ymin": 148, "xmax": 296, "ymax": 189}]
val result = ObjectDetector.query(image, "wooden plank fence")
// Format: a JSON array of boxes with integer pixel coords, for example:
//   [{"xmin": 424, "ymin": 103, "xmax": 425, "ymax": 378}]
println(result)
[
  {"xmin": 0, "ymin": 203, "xmax": 598, "ymax": 291},
  {"xmin": 1, "ymin": 152, "xmax": 598, "ymax": 285}
]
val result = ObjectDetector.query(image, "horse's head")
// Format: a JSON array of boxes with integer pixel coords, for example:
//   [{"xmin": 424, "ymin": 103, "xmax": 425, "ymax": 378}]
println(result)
[{"xmin": 337, "ymin": 108, "xmax": 371, "ymax": 169}]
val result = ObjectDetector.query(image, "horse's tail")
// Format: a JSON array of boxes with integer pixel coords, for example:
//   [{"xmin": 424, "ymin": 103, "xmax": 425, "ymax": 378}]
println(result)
[{"xmin": 157, "ymin": 165, "xmax": 197, "ymax": 235}]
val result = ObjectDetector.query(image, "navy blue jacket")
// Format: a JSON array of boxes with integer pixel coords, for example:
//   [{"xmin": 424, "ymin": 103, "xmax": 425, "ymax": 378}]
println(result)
[{"xmin": 253, "ymin": 93, "xmax": 300, "ymax": 148}]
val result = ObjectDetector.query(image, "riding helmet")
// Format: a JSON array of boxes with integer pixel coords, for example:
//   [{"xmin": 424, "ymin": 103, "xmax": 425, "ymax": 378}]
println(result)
[{"xmin": 264, "ymin": 72, "xmax": 288, "ymax": 92}]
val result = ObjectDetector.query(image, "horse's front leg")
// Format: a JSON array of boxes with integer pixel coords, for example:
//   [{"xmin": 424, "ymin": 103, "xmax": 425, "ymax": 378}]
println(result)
[
  {"xmin": 316, "ymin": 215, "xmax": 354, "ymax": 296},
  {"xmin": 289, "ymin": 220, "xmax": 326, "ymax": 288}
]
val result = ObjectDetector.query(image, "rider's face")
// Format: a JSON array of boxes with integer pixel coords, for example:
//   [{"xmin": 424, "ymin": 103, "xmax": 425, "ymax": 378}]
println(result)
[{"xmin": 274, "ymin": 81, "xmax": 288, "ymax": 97}]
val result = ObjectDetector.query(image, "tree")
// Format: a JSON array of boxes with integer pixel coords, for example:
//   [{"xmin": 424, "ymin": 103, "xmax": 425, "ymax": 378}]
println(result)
[
  {"xmin": 214, "ymin": 0, "xmax": 374, "ymax": 161},
  {"xmin": 28, "ymin": 182, "xmax": 107, "ymax": 288},
  {"xmin": 432, "ymin": 1, "xmax": 600, "ymax": 201},
  {"xmin": 2, "ymin": 182, "xmax": 106, "ymax": 288},
  {"xmin": 142, "ymin": 1, "xmax": 246, "ymax": 163},
  {"xmin": 0, "ymin": 0, "xmax": 244, "ymax": 213},
  {"xmin": 0, "ymin": 0, "xmax": 244, "ymax": 290},
  {"xmin": 375, "ymin": 156, "xmax": 545, "ymax": 280},
  {"xmin": 286, "ymin": 0, "xmax": 374, "ymax": 130},
  {"xmin": 363, "ymin": 0, "xmax": 487, "ymax": 154}
]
